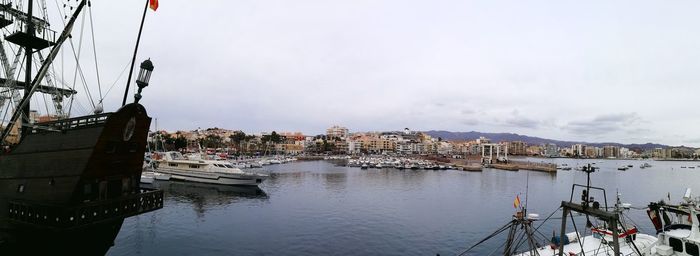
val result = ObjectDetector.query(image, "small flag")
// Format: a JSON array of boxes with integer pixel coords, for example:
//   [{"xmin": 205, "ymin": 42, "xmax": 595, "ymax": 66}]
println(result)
[
  {"xmin": 149, "ymin": 0, "xmax": 159, "ymax": 11},
  {"xmin": 514, "ymin": 195, "xmax": 521, "ymax": 209}
]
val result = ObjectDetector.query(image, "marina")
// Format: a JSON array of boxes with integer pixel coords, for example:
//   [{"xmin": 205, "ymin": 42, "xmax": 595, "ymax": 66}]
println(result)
[
  {"xmin": 109, "ymin": 158, "xmax": 700, "ymax": 255},
  {"xmin": 0, "ymin": 0, "xmax": 696, "ymax": 254}
]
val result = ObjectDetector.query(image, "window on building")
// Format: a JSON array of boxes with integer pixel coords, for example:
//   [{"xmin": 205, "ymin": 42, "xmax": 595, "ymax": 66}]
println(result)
[
  {"xmin": 669, "ymin": 237, "xmax": 683, "ymax": 252},
  {"xmin": 687, "ymin": 243, "xmax": 699, "ymax": 256}
]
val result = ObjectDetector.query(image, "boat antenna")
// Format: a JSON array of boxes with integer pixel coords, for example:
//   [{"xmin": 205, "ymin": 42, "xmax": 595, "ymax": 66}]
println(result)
[{"xmin": 525, "ymin": 171, "xmax": 530, "ymax": 211}]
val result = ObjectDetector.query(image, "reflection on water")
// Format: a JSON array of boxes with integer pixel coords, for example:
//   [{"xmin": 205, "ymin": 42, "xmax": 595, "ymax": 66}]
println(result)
[
  {"xmin": 146, "ymin": 181, "xmax": 268, "ymax": 219},
  {"xmin": 109, "ymin": 159, "xmax": 700, "ymax": 256}
]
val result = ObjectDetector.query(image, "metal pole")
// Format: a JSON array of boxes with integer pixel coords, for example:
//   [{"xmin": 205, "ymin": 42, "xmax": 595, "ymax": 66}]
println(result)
[
  {"xmin": 611, "ymin": 217, "xmax": 620, "ymax": 256},
  {"xmin": 558, "ymin": 207, "xmax": 568, "ymax": 256},
  {"xmin": 122, "ymin": 0, "xmax": 149, "ymax": 106}
]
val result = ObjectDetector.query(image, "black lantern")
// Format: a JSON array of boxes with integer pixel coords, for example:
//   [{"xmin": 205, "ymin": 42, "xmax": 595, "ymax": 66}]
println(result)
[
  {"xmin": 134, "ymin": 58, "xmax": 154, "ymax": 103},
  {"xmin": 136, "ymin": 58, "xmax": 154, "ymax": 89}
]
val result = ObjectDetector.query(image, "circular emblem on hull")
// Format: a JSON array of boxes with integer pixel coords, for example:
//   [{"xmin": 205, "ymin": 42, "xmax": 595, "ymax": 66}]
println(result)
[{"xmin": 124, "ymin": 117, "xmax": 136, "ymax": 141}]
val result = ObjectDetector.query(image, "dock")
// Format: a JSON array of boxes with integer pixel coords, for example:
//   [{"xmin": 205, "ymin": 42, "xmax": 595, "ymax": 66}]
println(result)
[
  {"xmin": 297, "ymin": 156, "xmax": 325, "ymax": 161},
  {"xmin": 459, "ymin": 164, "xmax": 483, "ymax": 172},
  {"xmin": 487, "ymin": 160, "xmax": 557, "ymax": 173}
]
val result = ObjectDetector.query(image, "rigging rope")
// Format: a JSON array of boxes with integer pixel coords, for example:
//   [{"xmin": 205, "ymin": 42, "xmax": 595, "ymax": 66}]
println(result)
[
  {"xmin": 569, "ymin": 212, "xmax": 586, "ymax": 256},
  {"xmin": 457, "ymin": 220, "xmax": 515, "ymax": 256},
  {"xmin": 87, "ymin": 1, "xmax": 102, "ymax": 103},
  {"xmin": 102, "ymin": 58, "xmax": 131, "ymax": 97},
  {"xmin": 66, "ymin": 10, "xmax": 95, "ymax": 114}
]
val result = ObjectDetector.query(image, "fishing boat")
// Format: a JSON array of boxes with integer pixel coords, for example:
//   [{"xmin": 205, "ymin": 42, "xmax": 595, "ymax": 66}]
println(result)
[
  {"xmin": 153, "ymin": 151, "xmax": 268, "ymax": 186},
  {"xmin": 460, "ymin": 164, "xmax": 658, "ymax": 256},
  {"xmin": 0, "ymin": 0, "xmax": 162, "ymax": 253},
  {"xmin": 647, "ymin": 188, "xmax": 700, "ymax": 256}
]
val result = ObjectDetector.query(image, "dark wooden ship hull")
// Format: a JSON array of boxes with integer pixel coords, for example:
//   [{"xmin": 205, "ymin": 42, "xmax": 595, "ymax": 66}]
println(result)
[{"xmin": 0, "ymin": 103, "xmax": 162, "ymax": 252}]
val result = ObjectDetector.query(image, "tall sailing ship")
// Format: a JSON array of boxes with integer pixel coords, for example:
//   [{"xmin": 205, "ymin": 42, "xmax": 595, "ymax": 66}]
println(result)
[{"xmin": 0, "ymin": 0, "xmax": 162, "ymax": 253}]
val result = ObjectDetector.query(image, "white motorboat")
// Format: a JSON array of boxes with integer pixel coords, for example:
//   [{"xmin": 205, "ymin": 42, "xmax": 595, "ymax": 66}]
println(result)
[
  {"xmin": 153, "ymin": 152, "xmax": 268, "ymax": 186},
  {"xmin": 140, "ymin": 171, "xmax": 155, "ymax": 184},
  {"xmin": 153, "ymin": 172, "xmax": 171, "ymax": 181}
]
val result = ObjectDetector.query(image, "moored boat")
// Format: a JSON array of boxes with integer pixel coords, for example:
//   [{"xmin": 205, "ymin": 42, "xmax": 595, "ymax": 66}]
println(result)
[
  {"xmin": 141, "ymin": 172, "xmax": 155, "ymax": 184},
  {"xmin": 153, "ymin": 151, "xmax": 268, "ymax": 186},
  {"xmin": 461, "ymin": 164, "xmax": 658, "ymax": 256},
  {"xmin": 647, "ymin": 189, "xmax": 700, "ymax": 256}
]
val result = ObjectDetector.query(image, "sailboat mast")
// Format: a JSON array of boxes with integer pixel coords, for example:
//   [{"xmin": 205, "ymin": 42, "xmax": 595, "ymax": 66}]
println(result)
[{"xmin": 22, "ymin": 0, "xmax": 34, "ymax": 138}]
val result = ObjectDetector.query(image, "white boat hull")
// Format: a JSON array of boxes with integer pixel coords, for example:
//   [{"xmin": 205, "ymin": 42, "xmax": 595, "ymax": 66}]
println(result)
[
  {"xmin": 516, "ymin": 233, "xmax": 657, "ymax": 256},
  {"xmin": 155, "ymin": 168, "xmax": 267, "ymax": 186},
  {"xmin": 153, "ymin": 172, "xmax": 171, "ymax": 181},
  {"xmin": 140, "ymin": 174, "xmax": 153, "ymax": 184}
]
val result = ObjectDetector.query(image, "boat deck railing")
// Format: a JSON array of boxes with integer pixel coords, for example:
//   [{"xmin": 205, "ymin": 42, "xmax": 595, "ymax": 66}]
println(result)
[
  {"xmin": 32, "ymin": 113, "xmax": 110, "ymax": 133},
  {"xmin": 7, "ymin": 188, "xmax": 163, "ymax": 229}
]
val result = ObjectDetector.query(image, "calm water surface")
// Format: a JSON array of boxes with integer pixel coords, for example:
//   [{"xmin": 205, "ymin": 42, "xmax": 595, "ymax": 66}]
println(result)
[{"xmin": 108, "ymin": 158, "xmax": 700, "ymax": 255}]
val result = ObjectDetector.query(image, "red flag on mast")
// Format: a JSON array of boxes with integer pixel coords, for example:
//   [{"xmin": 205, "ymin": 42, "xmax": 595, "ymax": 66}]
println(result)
[{"xmin": 149, "ymin": 0, "xmax": 159, "ymax": 11}]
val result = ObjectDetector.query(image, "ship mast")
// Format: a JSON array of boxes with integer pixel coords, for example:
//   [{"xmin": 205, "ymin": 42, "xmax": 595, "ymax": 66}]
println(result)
[
  {"xmin": 21, "ymin": 0, "xmax": 34, "ymax": 138},
  {"xmin": 0, "ymin": 0, "xmax": 87, "ymax": 144}
]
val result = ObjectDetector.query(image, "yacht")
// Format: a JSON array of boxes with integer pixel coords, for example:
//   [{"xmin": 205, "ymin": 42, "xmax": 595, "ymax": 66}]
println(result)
[{"xmin": 154, "ymin": 152, "xmax": 268, "ymax": 186}]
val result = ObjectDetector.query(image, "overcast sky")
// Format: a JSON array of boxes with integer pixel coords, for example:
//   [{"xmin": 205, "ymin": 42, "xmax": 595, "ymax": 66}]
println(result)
[{"xmin": 60, "ymin": 0, "xmax": 700, "ymax": 146}]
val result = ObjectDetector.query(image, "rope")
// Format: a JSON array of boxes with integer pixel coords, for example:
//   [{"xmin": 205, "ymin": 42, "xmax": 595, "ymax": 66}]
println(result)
[
  {"xmin": 102, "ymin": 59, "xmax": 132, "ymax": 97},
  {"xmin": 570, "ymin": 212, "xmax": 586, "ymax": 256},
  {"xmin": 87, "ymin": 1, "xmax": 103, "ymax": 102},
  {"xmin": 67, "ymin": 10, "xmax": 94, "ymax": 113},
  {"xmin": 457, "ymin": 220, "xmax": 515, "ymax": 256}
]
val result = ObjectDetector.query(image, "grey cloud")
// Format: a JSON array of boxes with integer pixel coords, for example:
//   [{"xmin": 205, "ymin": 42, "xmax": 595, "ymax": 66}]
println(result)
[
  {"xmin": 503, "ymin": 116, "xmax": 540, "ymax": 129},
  {"xmin": 461, "ymin": 109, "xmax": 475, "ymax": 115},
  {"xmin": 461, "ymin": 118, "xmax": 479, "ymax": 126},
  {"xmin": 592, "ymin": 113, "xmax": 641, "ymax": 124},
  {"xmin": 564, "ymin": 113, "xmax": 643, "ymax": 135}
]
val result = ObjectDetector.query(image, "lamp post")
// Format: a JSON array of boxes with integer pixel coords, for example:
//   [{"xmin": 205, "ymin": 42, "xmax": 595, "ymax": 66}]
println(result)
[{"xmin": 134, "ymin": 59, "xmax": 154, "ymax": 104}]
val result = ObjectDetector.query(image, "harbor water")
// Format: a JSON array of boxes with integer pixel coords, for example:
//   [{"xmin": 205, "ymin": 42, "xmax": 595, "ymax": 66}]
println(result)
[{"xmin": 108, "ymin": 159, "xmax": 700, "ymax": 255}]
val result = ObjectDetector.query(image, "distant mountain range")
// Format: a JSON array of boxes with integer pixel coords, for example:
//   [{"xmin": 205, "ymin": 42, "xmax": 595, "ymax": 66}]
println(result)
[{"xmin": 423, "ymin": 130, "xmax": 670, "ymax": 151}]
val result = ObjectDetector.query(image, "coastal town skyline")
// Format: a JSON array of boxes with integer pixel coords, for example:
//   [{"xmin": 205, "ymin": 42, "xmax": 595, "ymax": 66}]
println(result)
[{"xmin": 147, "ymin": 125, "xmax": 699, "ymax": 161}]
